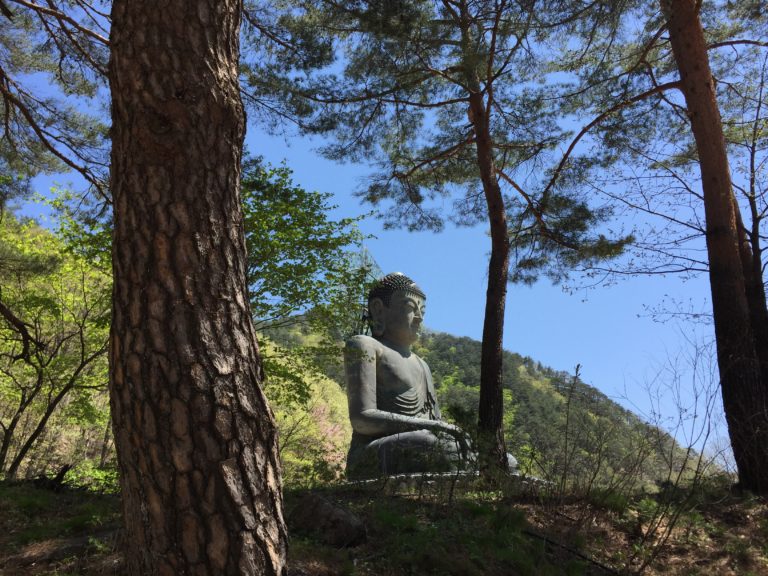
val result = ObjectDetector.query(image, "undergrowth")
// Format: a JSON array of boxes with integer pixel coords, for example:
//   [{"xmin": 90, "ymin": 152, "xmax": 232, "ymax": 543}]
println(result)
[{"xmin": 1, "ymin": 474, "xmax": 766, "ymax": 575}]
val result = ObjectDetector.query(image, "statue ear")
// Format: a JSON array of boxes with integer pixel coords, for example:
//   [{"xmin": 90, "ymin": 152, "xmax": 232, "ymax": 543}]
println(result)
[
  {"xmin": 368, "ymin": 298, "xmax": 386, "ymax": 336},
  {"xmin": 369, "ymin": 298, "xmax": 384, "ymax": 317}
]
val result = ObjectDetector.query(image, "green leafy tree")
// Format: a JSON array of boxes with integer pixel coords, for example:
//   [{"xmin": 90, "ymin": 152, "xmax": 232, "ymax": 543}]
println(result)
[
  {"xmin": 238, "ymin": 156, "xmax": 376, "ymax": 419},
  {"xmin": 0, "ymin": 214, "xmax": 109, "ymax": 479},
  {"xmin": 242, "ymin": 156, "xmax": 373, "ymax": 407},
  {"xmin": 243, "ymin": 156, "xmax": 367, "ymax": 332}
]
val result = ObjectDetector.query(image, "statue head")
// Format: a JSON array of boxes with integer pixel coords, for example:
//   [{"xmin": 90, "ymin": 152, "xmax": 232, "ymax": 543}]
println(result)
[{"xmin": 367, "ymin": 272, "xmax": 426, "ymax": 346}]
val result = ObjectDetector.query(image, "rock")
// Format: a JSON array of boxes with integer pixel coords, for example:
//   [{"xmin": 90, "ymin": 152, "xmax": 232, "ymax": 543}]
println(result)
[
  {"xmin": 288, "ymin": 493, "xmax": 366, "ymax": 548},
  {"xmin": 33, "ymin": 464, "xmax": 72, "ymax": 492}
]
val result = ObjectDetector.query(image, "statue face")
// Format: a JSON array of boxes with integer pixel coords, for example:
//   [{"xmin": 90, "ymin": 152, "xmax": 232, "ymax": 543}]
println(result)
[{"xmin": 381, "ymin": 291, "xmax": 426, "ymax": 346}]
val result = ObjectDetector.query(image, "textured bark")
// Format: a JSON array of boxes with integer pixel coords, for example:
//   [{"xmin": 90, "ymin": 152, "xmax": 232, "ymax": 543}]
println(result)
[
  {"xmin": 664, "ymin": 0, "xmax": 768, "ymax": 493},
  {"xmin": 460, "ymin": 0, "xmax": 510, "ymax": 475},
  {"xmin": 734, "ymin": 201, "xmax": 768, "ymax": 384},
  {"xmin": 109, "ymin": 1, "xmax": 287, "ymax": 574},
  {"xmin": 472, "ymin": 89, "xmax": 511, "ymax": 475}
]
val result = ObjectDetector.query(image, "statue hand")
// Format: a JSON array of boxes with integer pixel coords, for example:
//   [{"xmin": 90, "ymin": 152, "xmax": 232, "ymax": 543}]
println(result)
[
  {"xmin": 436, "ymin": 422, "xmax": 472, "ymax": 457},
  {"xmin": 455, "ymin": 431, "xmax": 472, "ymax": 459}
]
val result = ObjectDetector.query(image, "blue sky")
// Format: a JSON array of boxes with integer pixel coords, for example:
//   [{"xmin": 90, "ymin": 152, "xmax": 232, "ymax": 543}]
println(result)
[{"xmin": 249, "ymin": 128, "xmax": 724, "ymax": 442}]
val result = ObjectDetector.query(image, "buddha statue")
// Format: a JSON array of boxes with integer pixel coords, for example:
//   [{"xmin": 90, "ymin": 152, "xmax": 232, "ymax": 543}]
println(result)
[{"xmin": 344, "ymin": 273, "xmax": 472, "ymax": 479}]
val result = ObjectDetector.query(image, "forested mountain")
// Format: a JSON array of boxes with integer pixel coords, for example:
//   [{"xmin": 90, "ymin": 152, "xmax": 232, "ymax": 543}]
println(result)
[
  {"xmin": 263, "ymin": 324, "xmax": 702, "ymax": 493},
  {"xmin": 415, "ymin": 331, "xmax": 697, "ymax": 489}
]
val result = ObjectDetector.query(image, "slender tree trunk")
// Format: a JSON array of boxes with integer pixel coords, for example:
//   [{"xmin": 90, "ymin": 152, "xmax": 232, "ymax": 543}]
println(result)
[
  {"xmin": 99, "ymin": 416, "xmax": 111, "ymax": 468},
  {"xmin": 0, "ymin": 403, "xmax": 25, "ymax": 473},
  {"xmin": 664, "ymin": 0, "xmax": 768, "ymax": 493},
  {"xmin": 458, "ymin": 0, "xmax": 509, "ymax": 476},
  {"xmin": 5, "ymin": 384, "xmax": 74, "ymax": 480},
  {"xmin": 470, "ymin": 88, "xmax": 510, "ymax": 474},
  {"xmin": 109, "ymin": 1, "xmax": 287, "ymax": 574},
  {"xmin": 0, "ymin": 372, "xmax": 43, "ymax": 474}
]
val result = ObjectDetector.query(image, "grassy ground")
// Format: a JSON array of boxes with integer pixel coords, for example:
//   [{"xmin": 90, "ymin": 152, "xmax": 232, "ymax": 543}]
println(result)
[
  {"xmin": 1, "ymin": 478, "xmax": 766, "ymax": 575},
  {"xmin": 0, "ymin": 482, "xmax": 121, "ymax": 575}
]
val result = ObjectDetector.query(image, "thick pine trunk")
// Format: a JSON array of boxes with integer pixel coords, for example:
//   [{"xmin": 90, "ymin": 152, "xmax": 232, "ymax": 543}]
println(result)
[
  {"xmin": 470, "ymin": 90, "xmax": 510, "ymax": 475},
  {"xmin": 109, "ymin": 1, "xmax": 287, "ymax": 574},
  {"xmin": 664, "ymin": 0, "xmax": 768, "ymax": 493}
]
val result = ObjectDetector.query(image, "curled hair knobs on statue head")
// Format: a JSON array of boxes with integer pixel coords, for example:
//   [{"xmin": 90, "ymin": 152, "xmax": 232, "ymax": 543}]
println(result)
[{"xmin": 367, "ymin": 272, "xmax": 425, "ymax": 307}]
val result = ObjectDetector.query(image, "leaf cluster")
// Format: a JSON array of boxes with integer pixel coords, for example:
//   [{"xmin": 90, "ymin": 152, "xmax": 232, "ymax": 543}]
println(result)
[
  {"xmin": 0, "ymin": 212, "xmax": 110, "ymax": 478},
  {"xmin": 242, "ymin": 155, "xmax": 369, "ymax": 331}
]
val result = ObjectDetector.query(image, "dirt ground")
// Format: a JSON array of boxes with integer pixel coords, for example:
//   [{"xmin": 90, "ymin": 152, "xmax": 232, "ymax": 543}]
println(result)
[{"xmin": 1, "ymin": 481, "xmax": 767, "ymax": 575}]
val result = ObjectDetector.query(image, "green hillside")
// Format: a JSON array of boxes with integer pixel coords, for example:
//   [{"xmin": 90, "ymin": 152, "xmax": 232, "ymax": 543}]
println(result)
[
  {"xmin": 263, "ymin": 323, "xmax": 704, "ymax": 495},
  {"xmin": 413, "ymin": 331, "xmax": 699, "ymax": 492}
]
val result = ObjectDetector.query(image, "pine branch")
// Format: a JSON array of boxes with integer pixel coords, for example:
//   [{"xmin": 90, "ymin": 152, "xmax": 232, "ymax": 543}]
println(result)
[
  {"xmin": 542, "ymin": 81, "xmax": 682, "ymax": 200},
  {"xmin": 8, "ymin": 0, "xmax": 109, "ymax": 45},
  {"xmin": 708, "ymin": 39, "xmax": 768, "ymax": 50},
  {"xmin": 0, "ymin": 64, "xmax": 108, "ymax": 198},
  {"xmin": 0, "ymin": 1, "xmax": 13, "ymax": 20}
]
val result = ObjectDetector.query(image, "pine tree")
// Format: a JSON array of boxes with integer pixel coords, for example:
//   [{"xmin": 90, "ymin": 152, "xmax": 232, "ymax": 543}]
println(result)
[
  {"xmin": 244, "ymin": 0, "xmax": 630, "ymax": 475},
  {"xmin": 109, "ymin": 1, "xmax": 287, "ymax": 572},
  {"xmin": 544, "ymin": 0, "xmax": 768, "ymax": 492},
  {"xmin": 662, "ymin": 0, "xmax": 768, "ymax": 493}
]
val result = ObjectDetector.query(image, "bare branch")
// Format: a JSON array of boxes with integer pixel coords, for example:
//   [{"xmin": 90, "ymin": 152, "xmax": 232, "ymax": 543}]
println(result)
[
  {"xmin": 0, "ymin": 65, "xmax": 107, "ymax": 197},
  {"xmin": 0, "ymin": 298, "xmax": 44, "ymax": 362},
  {"xmin": 542, "ymin": 81, "xmax": 682, "ymax": 198},
  {"xmin": 393, "ymin": 133, "xmax": 475, "ymax": 181},
  {"xmin": 708, "ymin": 39, "xmax": 768, "ymax": 51}
]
